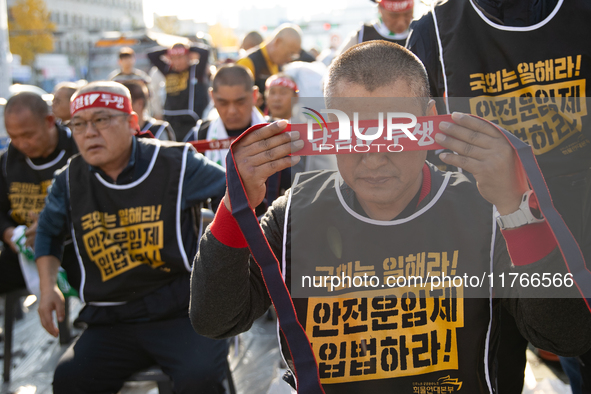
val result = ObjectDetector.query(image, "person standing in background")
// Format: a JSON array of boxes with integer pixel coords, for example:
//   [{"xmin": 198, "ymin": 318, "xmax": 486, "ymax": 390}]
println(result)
[
  {"xmin": 337, "ymin": 0, "xmax": 414, "ymax": 56},
  {"xmin": 148, "ymin": 43, "xmax": 211, "ymax": 142}
]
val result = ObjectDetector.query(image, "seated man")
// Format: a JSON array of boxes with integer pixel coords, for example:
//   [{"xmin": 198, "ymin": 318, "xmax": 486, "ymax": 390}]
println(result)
[
  {"xmin": 122, "ymin": 80, "xmax": 175, "ymax": 141},
  {"xmin": 52, "ymin": 82, "xmax": 78, "ymax": 126},
  {"xmin": 195, "ymin": 64, "xmax": 288, "ymax": 214},
  {"xmin": 190, "ymin": 41, "xmax": 591, "ymax": 392},
  {"xmin": 236, "ymin": 24, "xmax": 302, "ymax": 110},
  {"xmin": 35, "ymin": 81, "xmax": 228, "ymax": 393},
  {"xmin": 0, "ymin": 92, "xmax": 79, "ymax": 295},
  {"xmin": 194, "ymin": 64, "xmax": 265, "ymax": 167},
  {"xmin": 264, "ymin": 73, "xmax": 298, "ymax": 121}
]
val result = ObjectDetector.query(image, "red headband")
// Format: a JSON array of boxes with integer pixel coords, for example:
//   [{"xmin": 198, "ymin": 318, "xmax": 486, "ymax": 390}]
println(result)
[
  {"xmin": 378, "ymin": 0, "xmax": 414, "ymax": 12},
  {"xmin": 70, "ymin": 92, "xmax": 132, "ymax": 117},
  {"xmin": 168, "ymin": 46, "xmax": 188, "ymax": 56},
  {"xmin": 266, "ymin": 77, "xmax": 299, "ymax": 93}
]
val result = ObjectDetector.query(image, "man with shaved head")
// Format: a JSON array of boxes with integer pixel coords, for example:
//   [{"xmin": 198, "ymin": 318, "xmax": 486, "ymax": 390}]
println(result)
[
  {"xmin": 34, "ymin": 81, "xmax": 228, "ymax": 393},
  {"xmin": 236, "ymin": 23, "xmax": 302, "ymax": 109},
  {"xmin": 240, "ymin": 30, "xmax": 264, "ymax": 53},
  {"xmin": 193, "ymin": 64, "xmax": 265, "ymax": 167},
  {"xmin": 0, "ymin": 92, "xmax": 78, "ymax": 295},
  {"xmin": 191, "ymin": 41, "xmax": 591, "ymax": 392}
]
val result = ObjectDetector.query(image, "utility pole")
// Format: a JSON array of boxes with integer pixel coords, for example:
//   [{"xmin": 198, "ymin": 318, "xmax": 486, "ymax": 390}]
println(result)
[{"xmin": 0, "ymin": 0, "xmax": 11, "ymax": 99}]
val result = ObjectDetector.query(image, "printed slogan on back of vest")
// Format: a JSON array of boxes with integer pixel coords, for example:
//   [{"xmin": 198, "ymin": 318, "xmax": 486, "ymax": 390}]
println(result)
[{"xmin": 467, "ymin": 54, "xmax": 588, "ymax": 156}]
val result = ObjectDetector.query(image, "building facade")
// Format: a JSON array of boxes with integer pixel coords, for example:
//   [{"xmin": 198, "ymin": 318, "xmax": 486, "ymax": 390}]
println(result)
[{"xmin": 8, "ymin": 0, "xmax": 145, "ymax": 79}]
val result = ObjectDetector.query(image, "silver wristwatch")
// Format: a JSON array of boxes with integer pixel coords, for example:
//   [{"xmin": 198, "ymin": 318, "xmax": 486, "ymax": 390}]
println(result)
[{"xmin": 495, "ymin": 190, "xmax": 545, "ymax": 230}]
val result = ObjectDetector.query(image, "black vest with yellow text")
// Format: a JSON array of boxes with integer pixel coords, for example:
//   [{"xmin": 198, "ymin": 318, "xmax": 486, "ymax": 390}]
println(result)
[
  {"xmin": 164, "ymin": 64, "xmax": 208, "ymax": 121},
  {"xmin": 3, "ymin": 125, "xmax": 76, "ymax": 226},
  {"xmin": 433, "ymin": 0, "xmax": 591, "ymax": 177},
  {"xmin": 67, "ymin": 138, "xmax": 191, "ymax": 303},
  {"xmin": 286, "ymin": 168, "xmax": 498, "ymax": 393},
  {"xmin": 248, "ymin": 48, "xmax": 273, "ymax": 99}
]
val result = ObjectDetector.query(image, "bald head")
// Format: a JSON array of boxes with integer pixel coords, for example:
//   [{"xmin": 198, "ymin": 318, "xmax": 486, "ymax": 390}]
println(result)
[
  {"xmin": 5, "ymin": 92, "xmax": 49, "ymax": 121},
  {"xmin": 325, "ymin": 41, "xmax": 430, "ymax": 112},
  {"xmin": 5, "ymin": 92, "xmax": 58, "ymax": 159},
  {"xmin": 273, "ymin": 24, "xmax": 302, "ymax": 42},
  {"xmin": 267, "ymin": 23, "xmax": 302, "ymax": 66},
  {"xmin": 241, "ymin": 31, "xmax": 263, "ymax": 51},
  {"xmin": 52, "ymin": 82, "xmax": 78, "ymax": 121},
  {"xmin": 212, "ymin": 64, "xmax": 254, "ymax": 93}
]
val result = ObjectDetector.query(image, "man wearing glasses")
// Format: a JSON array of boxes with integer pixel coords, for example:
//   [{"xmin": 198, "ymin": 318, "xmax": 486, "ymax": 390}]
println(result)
[{"xmin": 34, "ymin": 81, "xmax": 228, "ymax": 393}]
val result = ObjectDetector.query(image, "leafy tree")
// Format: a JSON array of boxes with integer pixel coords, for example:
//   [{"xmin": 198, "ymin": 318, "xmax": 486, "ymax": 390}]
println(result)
[
  {"xmin": 154, "ymin": 15, "xmax": 180, "ymax": 35},
  {"xmin": 8, "ymin": 0, "xmax": 55, "ymax": 65},
  {"xmin": 209, "ymin": 23, "xmax": 238, "ymax": 48}
]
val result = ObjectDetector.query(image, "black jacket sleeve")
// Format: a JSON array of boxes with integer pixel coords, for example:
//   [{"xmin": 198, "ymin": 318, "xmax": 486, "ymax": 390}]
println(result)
[
  {"xmin": 189, "ymin": 195, "xmax": 285, "ymax": 338},
  {"xmin": 494, "ymin": 232, "xmax": 591, "ymax": 356},
  {"xmin": 147, "ymin": 46, "xmax": 171, "ymax": 75},
  {"xmin": 190, "ymin": 44, "xmax": 210, "ymax": 82}
]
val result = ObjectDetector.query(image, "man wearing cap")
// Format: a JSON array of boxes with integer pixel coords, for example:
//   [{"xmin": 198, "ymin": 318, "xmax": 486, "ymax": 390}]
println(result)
[
  {"xmin": 34, "ymin": 81, "xmax": 228, "ymax": 393},
  {"xmin": 236, "ymin": 24, "xmax": 302, "ymax": 110},
  {"xmin": 0, "ymin": 92, "xmax": 79, "ymax": 295},
  {"xmin": 191, "ymin": 41, "xmax": 591, "ymax": 393},
  {"xmin": 107, "ymin": 47, "xmax": 151, "ymax": 86},
  {"xmin": 148, "ymin": 42, "xmax": 211, "ymax": 142},
  {"xmin": 337, "ymin": 0, "xmax": 414, "ymax": 57}
]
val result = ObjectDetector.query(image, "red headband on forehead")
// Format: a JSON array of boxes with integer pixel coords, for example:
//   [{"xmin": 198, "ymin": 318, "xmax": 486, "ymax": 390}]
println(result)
[
  {"xmin": 70, "ymin": 91, "xmax": 132, "ymax": 117},
  {"xmin": 378, "ymin": 0, "xmax": 414, "ymax": 12},
  {"xmin": 266, "ymin": 77, "xmax": 299, "ymax": 93}
]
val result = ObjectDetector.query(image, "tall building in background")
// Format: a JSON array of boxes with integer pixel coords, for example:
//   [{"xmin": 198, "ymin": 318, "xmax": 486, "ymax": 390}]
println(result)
[{"xmin": 8, "ymin": 0, "xmax": 145, "ymax": 79}]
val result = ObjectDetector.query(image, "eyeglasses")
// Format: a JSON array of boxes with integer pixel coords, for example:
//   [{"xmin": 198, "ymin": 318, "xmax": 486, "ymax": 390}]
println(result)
[{"xmin": 70, "ymin": 114, "xmax": 129, "ymax": 134}]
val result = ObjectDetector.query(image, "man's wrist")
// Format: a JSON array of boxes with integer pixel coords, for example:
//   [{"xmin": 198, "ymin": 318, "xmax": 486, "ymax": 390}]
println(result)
[
  {"xmin": 496, "ymin": 190, "xmax": 544, "ymax": 230},
  {"xmin": 210, "ymin": 199, "xmax": 248, "ymax": 248}
]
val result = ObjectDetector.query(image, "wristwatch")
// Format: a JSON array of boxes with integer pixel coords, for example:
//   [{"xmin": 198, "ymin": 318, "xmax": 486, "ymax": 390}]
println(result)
[{"xmin": 495, "ymin": 190, "xmax": 545, "ymax": 230}]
